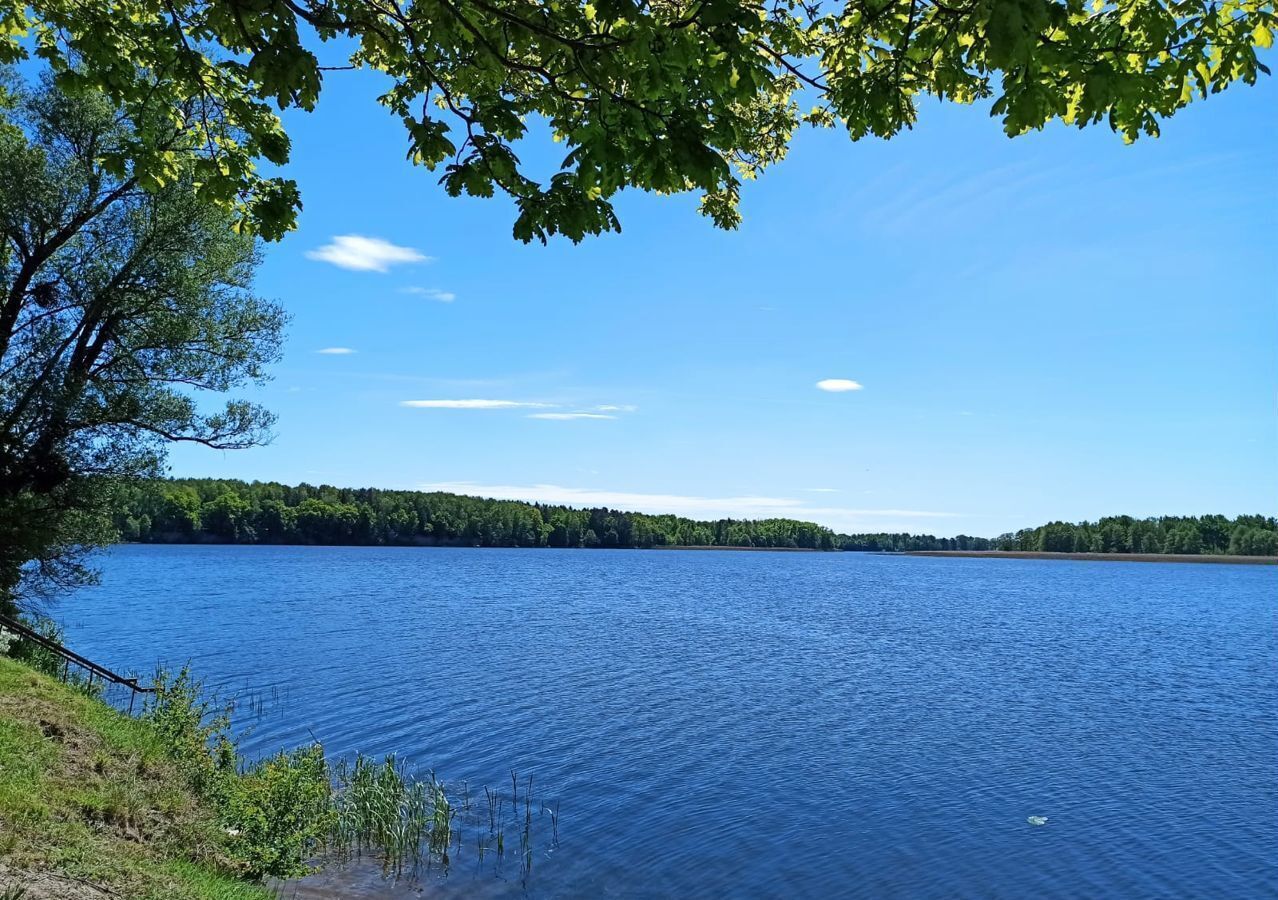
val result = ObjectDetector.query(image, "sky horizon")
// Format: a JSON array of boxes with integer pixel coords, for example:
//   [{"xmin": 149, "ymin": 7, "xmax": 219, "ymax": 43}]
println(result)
[{"xmin": 166, "ymin": 65, "xmax": 1277, "ymax": 539}]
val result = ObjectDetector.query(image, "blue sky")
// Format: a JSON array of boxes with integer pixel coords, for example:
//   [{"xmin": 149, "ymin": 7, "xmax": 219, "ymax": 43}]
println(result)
[{"xmin": 168, "ymin": 66, "xmax": 1278, "ymax": 538}]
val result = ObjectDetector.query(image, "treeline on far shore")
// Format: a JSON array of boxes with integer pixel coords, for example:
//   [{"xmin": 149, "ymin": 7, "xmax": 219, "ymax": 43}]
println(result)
[
  {"xmin": 113, "ymin": 478, "xmax": 844, "ymax": 550},
  {"xmin": 991, "ymin": 514, "xmax": 1278, "ymax": 557},
  {"xmin": 110, "ymin": 479, "xmax": 1277, "ymax": 557}
]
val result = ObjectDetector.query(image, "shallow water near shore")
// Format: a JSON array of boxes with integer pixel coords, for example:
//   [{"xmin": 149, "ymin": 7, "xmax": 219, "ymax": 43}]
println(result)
[{"xmin": 61, "ymin": 545, "xmax": 1277, "ymax": 898}]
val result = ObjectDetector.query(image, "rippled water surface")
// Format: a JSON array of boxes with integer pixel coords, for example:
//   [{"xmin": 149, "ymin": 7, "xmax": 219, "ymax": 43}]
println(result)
[{"xmin": 62, "ymin": 546, "xmax": 1277, "ymax": 898}]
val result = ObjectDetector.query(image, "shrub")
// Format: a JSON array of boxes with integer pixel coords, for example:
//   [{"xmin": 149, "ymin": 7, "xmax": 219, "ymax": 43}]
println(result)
[
  {"xmin": 143, "ymin": 668, "xmax": 334, "ymax": 880},
  {"xmin": 7, "ymin": 617, "xmax": 65, "ymax": 678},
  {"xmin": 143, "ymin": 668, "xmax": 236, "ymax": 801},
  {"xmin": 223, "ymin": 745, "xmax": 334, "ymax": 880}
]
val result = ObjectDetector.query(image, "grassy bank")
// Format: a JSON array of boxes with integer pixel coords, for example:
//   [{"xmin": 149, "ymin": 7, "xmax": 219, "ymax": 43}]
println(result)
[
  {"xmin": 0, "ymin": 656, "xmax": 272, "ymax": 899},
  {"xmin": 0, "ymin": 650, "xmax": 551, "ymax": 898}
]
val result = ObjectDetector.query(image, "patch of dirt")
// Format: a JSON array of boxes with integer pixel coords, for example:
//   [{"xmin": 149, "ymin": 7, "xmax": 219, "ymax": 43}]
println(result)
[
  {"xmin": 0, "ymin": 689, "xmax": 96, "ymax": 772},
  {"xmin": 0, "ymin": 863, "xmax": 118, "ymax": 900},
  {"xmin": 0, "ymin": 686, "xmax": 62, "ymax": 726}
]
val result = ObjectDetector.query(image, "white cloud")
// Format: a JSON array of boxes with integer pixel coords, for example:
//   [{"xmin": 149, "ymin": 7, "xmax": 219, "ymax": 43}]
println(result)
[
  {"xmin": 418, "ymin": 482, "xmax": 800, "ymax": 517},
  {"xmin": 400, "ymin": 287, "xmax": 456, "ymax": 302},
  {"xmin": 415, "ymin": 481, "xmax": 958, "ymax": 529},
  {"xmin": 400, "ymin": 399, "xmax": 553, "ymax": 409},
  {"xmin": 805, "ymin": 507, "xmax": 957, "ymax": 519},
  {"xmin": 316, "ymin": 347, "xmax": 357, "ymax": 355},
  {"xmin": 803, "ymin": 488, "xmax": 840, "ymax": 493},
  {"xmin": 816, "ymin": 378, "xmax": 863, "ymax": 392},
  {"xmin": 400, "ymin": 398, "xmax": 634, "ymax": 415},
  {"xmin": 306, "ymin": 235, "xmax": 431, "ymax": 272}
]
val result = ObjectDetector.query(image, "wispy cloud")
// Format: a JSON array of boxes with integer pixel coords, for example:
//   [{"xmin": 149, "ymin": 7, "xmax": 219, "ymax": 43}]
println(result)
[
  {"xmin": 416, "ymin": 481, "xmax": 957, "ymax": 530},
  {"xmin": 306, "ymin": 235, "xmax": 431, "ymax": 272},
  {"xmin": 803, "ymin": 488, "xmax": 840, "ymax": 493},
  {"xmin": 816, "ymin": 378, "xmax": 863, "ymax": 392},
  {"xmin": 400, "ymin": 287, "xmax": 456, "ymax": 302},
  {"xmin": 858, "ymin": 162, "xmax": 1061, "ymax": 238},
  {"xmin": 400, "ymin": 398, "xmax": 636, "ymax": 416},
  {"xmin": 400, "ymin": 399, "xmax": 553, "ymax": 409},
  {"xmin": 418, "ymin": 482, "xmax": 800, "ymax": 517},
  {"xmin": 316, "ymin": 347, "xmax": 357, "ymax": 355}
]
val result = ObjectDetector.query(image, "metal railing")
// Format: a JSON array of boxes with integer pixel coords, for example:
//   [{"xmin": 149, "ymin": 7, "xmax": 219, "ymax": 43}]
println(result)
[{"xmin": 0, "ymin": 612, "xmax": 155, "ymax": 712}]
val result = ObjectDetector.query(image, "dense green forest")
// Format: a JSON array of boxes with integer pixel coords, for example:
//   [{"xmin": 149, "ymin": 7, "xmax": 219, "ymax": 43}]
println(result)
[
  {"xmin": 110, "ymin": 480, "xmax": 1278, "ymax": 557},
  {"xmin": 991, "ymin": 515, "xmax": 1278, "ymax": 556},
  {"xmin": 113, "ymin": 479, "xmax": 844, "ymax": 550}
]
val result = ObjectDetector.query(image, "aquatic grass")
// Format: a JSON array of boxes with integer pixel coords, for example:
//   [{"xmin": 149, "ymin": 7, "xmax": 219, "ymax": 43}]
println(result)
[
  {"xmin": 0, "ymin": 652, "xmax": 557, "ymax": 894},
  {"xmin": 326, "ymin": 758, "xmax": 554, "ymax": 886},
  {"xmin": 544, "ymin": 798, "xmax": 561, "ymax": 847}
]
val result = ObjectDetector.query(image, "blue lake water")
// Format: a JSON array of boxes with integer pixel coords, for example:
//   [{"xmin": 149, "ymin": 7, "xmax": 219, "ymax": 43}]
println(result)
[{"xmin": 59, "ymin": 545, "xmax": 1277, "ymax": 898}]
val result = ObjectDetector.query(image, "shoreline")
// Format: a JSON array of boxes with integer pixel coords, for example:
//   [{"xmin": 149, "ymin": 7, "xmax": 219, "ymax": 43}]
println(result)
[
  {"xmin": 117, "ymin": 540, "xmax": 829, "ymax": 552},
  {"xmin": 112, "ymin": 542, "xmax": 1278, "ymax": 563},
  {"xmin": 652, "ymin": 545, "xmax": 821, "ymax": 552},
  {"xmin": 902, "ymin": 550, "xmax": 1276, "ymax": 565}
]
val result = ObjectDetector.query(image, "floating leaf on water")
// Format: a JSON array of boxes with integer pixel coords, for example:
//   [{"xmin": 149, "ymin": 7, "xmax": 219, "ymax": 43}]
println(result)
[{"xmin": 1027, "ymin": 815, "xmax": 1049, "ymax": 826}]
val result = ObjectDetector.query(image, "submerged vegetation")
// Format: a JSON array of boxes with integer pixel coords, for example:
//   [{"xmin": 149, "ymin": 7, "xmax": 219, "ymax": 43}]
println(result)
[
  {"xmin": 111, "ymin": 478, "xmax": 1278, "ymax": 557},
  {"xmin": 330, "ymin": 756, "xmax": 552, "ymax": 882},
  {"xmin": 0, "ymin": 647, "xmax": 555, "ymax": 896}
]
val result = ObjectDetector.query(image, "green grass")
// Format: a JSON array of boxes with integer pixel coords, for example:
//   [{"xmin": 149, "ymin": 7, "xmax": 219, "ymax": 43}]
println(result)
[
  {"xmin": 0, "ymin": 654, "xmax": 555, "ymax": 895},
  {"xmin": 0, "ymin": 657, "xmax": 273, "ymax": 899}
]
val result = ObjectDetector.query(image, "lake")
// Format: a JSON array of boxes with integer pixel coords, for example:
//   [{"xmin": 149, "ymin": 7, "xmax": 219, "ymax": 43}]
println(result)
[{"xmin": 59, "ymin": 545, "xmax": 1277, "ymax": 898}]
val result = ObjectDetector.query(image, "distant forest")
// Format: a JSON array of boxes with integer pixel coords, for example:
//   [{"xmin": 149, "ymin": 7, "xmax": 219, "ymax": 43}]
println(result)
[
  {"xmin": 991, "ymin": 514, "xmax": 1278, "ymax": 557},
  {"xmin": 111, "ymin": 479, "xmax": 1278, "ymax": 556}
]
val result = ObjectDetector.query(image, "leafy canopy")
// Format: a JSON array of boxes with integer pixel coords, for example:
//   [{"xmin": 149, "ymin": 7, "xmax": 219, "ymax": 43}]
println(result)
[
  {"xmin": 3, "ymin": 0, "xmax": 1271, "ymax": 242},
  {"xmin": 0, "ymin": 76, "xmax": 284, "ymax": 608}
]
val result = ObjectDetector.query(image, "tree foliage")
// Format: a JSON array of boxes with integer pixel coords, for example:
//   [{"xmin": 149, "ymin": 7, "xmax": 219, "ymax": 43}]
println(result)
[
  {"xmin": 115, "ymin": 477, "xmax": 843, "ymax": 549},
  {"xmin": 0, "ymin": 76, "xmax": 285, "ymax": 610},
  {"xmin": 836, "ymin": 531, "xmax": 995, "ymax": 551},
  {"xmin": 3, "ymin": 0, "xmax": 1271, "ymax": 241},
  {"xmin": 994, "ymin": 513, "xmax": 1278, "ymax": 555},
  {"xmin": 111, "ymin": 479, "xmax": 1278, "ymax": 557}
]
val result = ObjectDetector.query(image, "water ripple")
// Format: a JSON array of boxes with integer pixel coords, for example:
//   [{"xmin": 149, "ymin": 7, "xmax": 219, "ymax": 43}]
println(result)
[{"xmin": 61, "ymin": 546, "xmax": 1278, "ymax": 899}]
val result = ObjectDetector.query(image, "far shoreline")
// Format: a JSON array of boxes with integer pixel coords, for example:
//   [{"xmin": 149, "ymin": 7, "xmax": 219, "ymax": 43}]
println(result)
[
  {"xmin": 902, "ymin": 550, "xmax": 1277, "ymax": 565},
  {"xmin": 115, "ymin": 541, "xmax": 1277, "ymax": 563},
  {"xmin": 118, "ymin": 540, "xmax": 827, "ymax": 552},
  {"xmin": 651, "ymin": 545, "xmax": 821, "ymax": 552}
]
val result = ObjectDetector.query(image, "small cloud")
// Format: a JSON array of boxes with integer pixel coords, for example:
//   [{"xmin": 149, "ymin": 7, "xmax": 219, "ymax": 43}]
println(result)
[
  {"xmin": 306, "ymin": 235, "xmax": 431, "ymax": 272},
  {"xmin": 528, "ymin": 412, "xmax": 617, "ymax": 420},
  {"xmin": 316, "ymin": 347, "xmax": 357, "ymax": 355},
  {"xmin": 816, "ymin": 378, "xmax": 863, "ymax": 392},
  {"xmin": 803, "ymin": 488, "xmax": 840, "ymax": 493},
  {"xmin": 401, "ymin": 287, "xmax": 456, "ymax": 302},
  {"xmin": 595, "ymin": 404, "xmax": 637, "ymax": 412},
  {"xmin": 400, "ymin": 399, "xmax": 553, "ymax": 409}
]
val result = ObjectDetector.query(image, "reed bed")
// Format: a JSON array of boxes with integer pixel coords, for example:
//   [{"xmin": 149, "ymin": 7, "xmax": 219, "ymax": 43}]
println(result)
[{"xmin": 326, "ymin": 755, "xmax": 557, "ymax": 884}]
